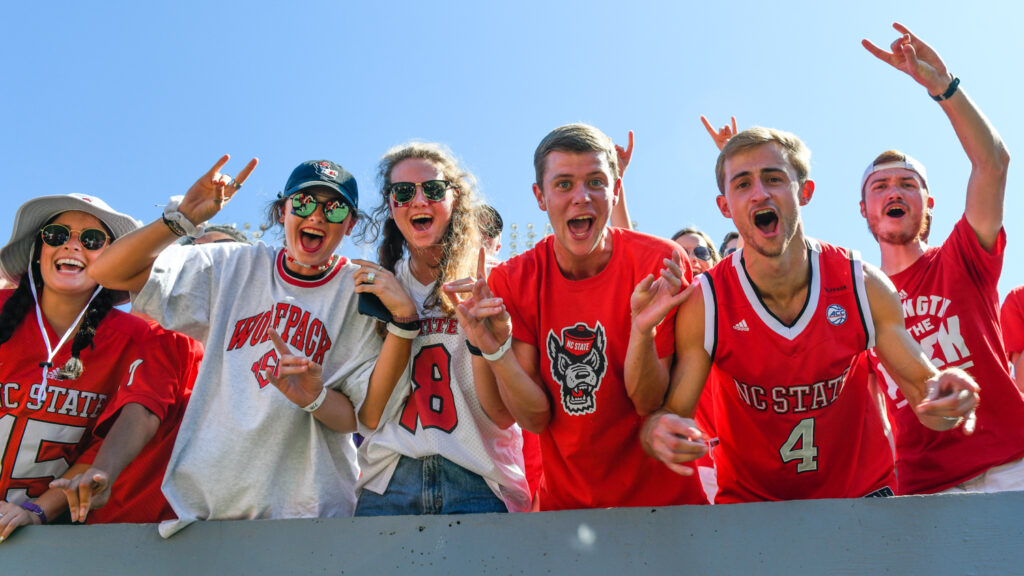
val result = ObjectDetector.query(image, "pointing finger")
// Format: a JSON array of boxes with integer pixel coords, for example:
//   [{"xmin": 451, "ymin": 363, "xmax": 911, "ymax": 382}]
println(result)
[
  {"xmin": 233, "ymin": 157, "xmax": 259, "ymax": 186},
  {"xmin": 206, "ymin": 155, "xmax": 231, "ymax": 179},
  {"xmin": 268, "ymin": 328, "xmax": 293, "ymax": 359},
  {"xmin": 700, "ymin": 115, "xmax": 716, "ymax": 139},
  {"xmin": 477, "ymin": 247, "xmax": 487, "ymax": 279},
  {"xmin": 861, "ymin": 39, "xmax": 892, "ymax": 62},
  {"xmin": 730, "ymin": 116, "xmax": 737, "ymax": 134}
]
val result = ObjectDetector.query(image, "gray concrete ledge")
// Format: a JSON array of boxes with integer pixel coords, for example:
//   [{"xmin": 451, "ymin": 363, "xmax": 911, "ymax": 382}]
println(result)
[{"xmin": 5, "ymin": 492, "xmax": 1024, "ymax": 575}]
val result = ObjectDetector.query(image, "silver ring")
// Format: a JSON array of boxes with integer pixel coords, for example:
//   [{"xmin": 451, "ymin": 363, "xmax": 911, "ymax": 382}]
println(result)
[
  {"xmin": 366, "ymin": 272, "xmax": 376, "ymax": 284},
  {"xmin": 230, "ymin": 179, "xmax": 242, "ymax": 190}
]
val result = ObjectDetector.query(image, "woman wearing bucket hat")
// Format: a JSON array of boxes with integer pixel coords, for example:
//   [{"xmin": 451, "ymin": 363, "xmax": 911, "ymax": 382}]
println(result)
[
  {"xmin": 350, "ymin": 143, "xmax": 529, "ymax": 516},
  {"xmin": 89, "ymin": 155, "xmax": 383, "ymax": 538},
  {"xmin": 0, "ymin": 192, "xmax": 153, "ymax": 541}
]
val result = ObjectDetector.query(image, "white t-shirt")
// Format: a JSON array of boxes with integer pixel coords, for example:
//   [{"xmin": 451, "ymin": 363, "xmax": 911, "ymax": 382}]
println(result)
[
  {"xmin": 134, "ymin": 243, "xmax": 380, "ymax": 537},
  {"xmin": 356, "ymin": 257, "xmax": 530, "ymax": 512}
]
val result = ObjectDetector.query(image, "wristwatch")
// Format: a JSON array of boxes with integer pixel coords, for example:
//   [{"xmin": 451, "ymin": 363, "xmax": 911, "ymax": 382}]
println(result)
[{"xmin": 163, "ymin": 195, "xmax": 204, "ymax": 238}]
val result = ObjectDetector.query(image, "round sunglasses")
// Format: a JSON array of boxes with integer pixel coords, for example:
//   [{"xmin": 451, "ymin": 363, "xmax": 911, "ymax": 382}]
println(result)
[
  {"xmin": 386, "ymin": 180, "xmax": 455, "ymax": 206},
  {"xmin": 692, "ymin": 245, "xmax": 712, "ymax": 262},
  {"xmin": 40, "ymin": 223, "xmax": 109, "ymax": 251},
  {"xmin": 290, "ymin": 194, "xmax": 351, "ymax": 224}
]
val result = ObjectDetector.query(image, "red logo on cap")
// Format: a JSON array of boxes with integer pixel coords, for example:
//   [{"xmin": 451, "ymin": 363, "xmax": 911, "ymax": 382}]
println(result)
[{"xmin": 315, "ymin": 161, "xmax": 338, "ymax": 180}]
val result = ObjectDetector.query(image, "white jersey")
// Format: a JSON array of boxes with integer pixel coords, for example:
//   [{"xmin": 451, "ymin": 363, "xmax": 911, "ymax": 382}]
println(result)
[
  {"xmin": 356, "ymin": 258, "xmax": 530, "ymax": 513},
  {"xmin": 134, "ymin": 243, "xmax": 380, "ymax": 537}
]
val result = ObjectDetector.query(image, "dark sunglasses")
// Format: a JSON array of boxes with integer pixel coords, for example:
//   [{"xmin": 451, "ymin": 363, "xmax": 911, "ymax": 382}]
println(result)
[
  {"xmin": 386, "ymin": 180, "xmax": 454, "ymax": 205},
  {"xmin": 40, "ymin": 223, "xmax": 109, "ymax": 251},
  {"xmin": 290, "ymin": 193, "xmax": 351, "ymax": 224},
  {"xmin": 692, "ymin": 245, "xmax": 712, "ymax": 262},
  {"xmin": 723, "ymin": 247, "xmax": 737, "ymax": 256}
]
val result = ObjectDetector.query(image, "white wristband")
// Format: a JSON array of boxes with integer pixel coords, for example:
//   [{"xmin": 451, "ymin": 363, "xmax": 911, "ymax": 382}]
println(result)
[
  {"xmin": 163, "ymin": 195, "xmax": 205, "ymax": 238},
  {"xmin": 302, "ymin": 387, "xmax": 328, "ymax": 413},
  {"xmin": 483, "ymin": 336, "xmax": 512, "ymax": 362},
  {"xmin": 387, "ymin": 322, "xmax": 420, "ymax": 340}
]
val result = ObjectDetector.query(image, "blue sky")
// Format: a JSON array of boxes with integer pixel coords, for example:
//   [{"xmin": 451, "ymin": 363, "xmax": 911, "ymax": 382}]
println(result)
[{"xmin": 4, "ymin": 0, "xmax": 1022, "ymax": 296}]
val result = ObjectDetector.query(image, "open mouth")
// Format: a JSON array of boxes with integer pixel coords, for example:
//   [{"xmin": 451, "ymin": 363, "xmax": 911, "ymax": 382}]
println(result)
[
  {"xmin": 567, "ymin": 216, "xmax": 594, "ymax": 238},
  {"xmin": 753, "ymin": 209, "xmax": 779, "ymax": 235},
  {"xmin": 55, "ymin": 258, "xmax": 85, "ymax": 274},
  {"xmin": 299, "ymin": 227, "xmax": 325, "ymax": 252},
  {"xmin": 411, "ymin": 214, "xmax": 434, "ymax": 232},
  {"xmin": 885, "ymin": 203, "xmax": 907, "ymax": 218}
]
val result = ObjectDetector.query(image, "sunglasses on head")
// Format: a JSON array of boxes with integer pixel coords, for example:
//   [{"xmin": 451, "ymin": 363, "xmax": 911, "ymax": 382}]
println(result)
[
  {"xmin": 386, "ymin": 180, "xmax": 454, "ymax": 206},
  {"xmin": 290, "ymin": 193, "xmax": 351, "ymax": 224},
  {"xmin": 692, "ymin": 245, "xmax": 712, "ymax": 262},
  {"xmin": 40, "ymin": 223, "xmax": 109, "ymax": 251}
]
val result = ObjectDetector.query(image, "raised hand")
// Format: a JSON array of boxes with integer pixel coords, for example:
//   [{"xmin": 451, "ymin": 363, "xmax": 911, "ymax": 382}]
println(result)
[
  {"xmin": 701, "ymin": 115, "xmax": 738, "ymax": 151},
  {"xmin": 916, "ymin": 367, "xmax": 980, "ymax": 434},
  {"xmin": 631, "ymin": 251, "xmax": 693, "ymax": 335},
  {"xmin": 178, "ymin": 155, "xmax": 259, "ymax": 226},
  {"xmin": 264, "ymin": 328, "xmax": 324, "ymax": 408},
  {"xmin": 615, "ymin": 130, "xmax": 634, "ymax": 178},
  {"xmin": 350, "ymin": 259, "xmax": 418, "ymax": 319},
  {"xmin": 862, "ymin": 22, "xmax": 953, "ymax": 95},
  {"xmin": 443, "ymin": 248, "xmax": 511, "ymax": 355},
  {"xmin": 50, "ymin": 469, "xmax": 110, "ymax": 522},
  {"xmin": 642, "ymin": 412, "xmax": 707, "ymax": 476}
]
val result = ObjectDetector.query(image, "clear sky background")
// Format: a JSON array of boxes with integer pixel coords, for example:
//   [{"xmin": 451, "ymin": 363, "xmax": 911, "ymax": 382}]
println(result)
[{"xmin": 3, "ymin": 0, "xmax": 1022, "ymax": 297}]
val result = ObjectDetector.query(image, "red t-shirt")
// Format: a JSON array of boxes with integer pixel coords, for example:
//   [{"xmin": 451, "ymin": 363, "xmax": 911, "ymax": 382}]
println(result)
[
  {"xmin": 703, "ymin": 242, "xmax": 895, "ymax": 502},
  {"xmin": 87, "ymin": 320, "xmax": 200, "ymax": 524},
  {"xmin": 1001, "ymin": 285, "xmax": 1024, "ymax": 359},
  {"xmin": 0, "ymin": 290, "xmax": 154, "ymax": 504},
  {"xmin": 489, "ymin": 228, "xmax": 707, "ymax": 510},
  {"xmin": 871, "ymin": 216, "xmax": 1024, "ymax": 494}
]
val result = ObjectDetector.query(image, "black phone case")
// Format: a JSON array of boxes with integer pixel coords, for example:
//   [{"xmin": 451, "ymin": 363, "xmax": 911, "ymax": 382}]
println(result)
[{"xmin": 358, "ymin": 292, "xmax": 393, "ymax": 323}]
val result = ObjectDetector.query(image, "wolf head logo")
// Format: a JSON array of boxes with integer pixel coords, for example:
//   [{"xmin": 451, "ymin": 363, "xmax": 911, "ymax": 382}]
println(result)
[{"xmin": 547, "ymin": 322, "xmax": 608, "ymax": 415}]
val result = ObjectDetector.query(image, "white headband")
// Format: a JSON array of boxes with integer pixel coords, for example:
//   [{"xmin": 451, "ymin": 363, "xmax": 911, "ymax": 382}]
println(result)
[{"xmin": 860, "ymin": 157, "xmax": 928, "ymax": 194}]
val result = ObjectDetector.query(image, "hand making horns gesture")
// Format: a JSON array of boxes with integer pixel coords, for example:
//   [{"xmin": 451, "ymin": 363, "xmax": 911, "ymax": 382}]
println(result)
[{"xmin": 178, "ymin": 155, "xmax": 259, "ymax": 227}]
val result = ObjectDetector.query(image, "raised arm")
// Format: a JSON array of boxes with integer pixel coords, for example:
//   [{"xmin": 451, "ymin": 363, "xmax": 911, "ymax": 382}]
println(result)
[
  {"xmin": 624, "ymin": 250, "xmax": 690, "ymax": 415},
  {"xmin": 864, "ymin": 263, "xmax": 978, "ymax": 432},
  {"xmin": 444, "ymin": 259, "xmax": 551, "ymax": 434},
  {"xmin": 639, "ymin": 286, "xmax": 712, "ymax": 476},
  {"xmin": 863, "ymin": 22, "xmax": 1009, "ymax": 249},
  {"xmin": 610, "ymin": 130, "xmax": 634, "ymax": 229},
  {"xmin": 89, "ymin": 155, "xmax": 258, "ymax": 292},
  {"xmin": 50, "ymin": 403, "xmax": 160, "ymax": 522}
]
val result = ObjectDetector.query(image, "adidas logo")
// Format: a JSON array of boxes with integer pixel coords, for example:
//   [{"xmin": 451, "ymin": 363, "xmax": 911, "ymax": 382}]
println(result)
[{"xmin": 733, "ymin": 319, "xmax": 749, "ymax": 332}]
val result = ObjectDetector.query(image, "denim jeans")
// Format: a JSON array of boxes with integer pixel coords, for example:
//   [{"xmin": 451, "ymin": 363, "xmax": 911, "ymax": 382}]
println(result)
[{"xmin": 355, "ymin": 455, "xmax": 508, "ymax": 516}]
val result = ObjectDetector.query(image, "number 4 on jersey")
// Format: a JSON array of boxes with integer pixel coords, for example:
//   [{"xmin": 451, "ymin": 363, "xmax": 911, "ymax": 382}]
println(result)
[
  {"xmin": 399, "ymin": 344, "xmax": 458, "ymax": 433},
  {"xmin": 779, "ymin": 417, "xmax": 818, "ymax": 473}
]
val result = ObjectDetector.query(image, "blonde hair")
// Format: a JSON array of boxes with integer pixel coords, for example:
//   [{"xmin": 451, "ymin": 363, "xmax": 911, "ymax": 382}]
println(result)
[{"xmin": 715, "ymin": 127, "xmax": 811, "ymax": 194}]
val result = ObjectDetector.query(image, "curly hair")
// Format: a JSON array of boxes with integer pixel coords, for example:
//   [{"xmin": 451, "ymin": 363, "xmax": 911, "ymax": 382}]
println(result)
[
  {"xmin": 360, "ymin": 142, "xmax": 482, "ymax": 323},
  {"xmin": 0, "ymin": 233, "xmax": 116, "ymax": 379}
]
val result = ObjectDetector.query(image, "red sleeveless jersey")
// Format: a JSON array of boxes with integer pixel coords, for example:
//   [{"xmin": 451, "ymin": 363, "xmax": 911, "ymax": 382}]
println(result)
[{"xmin": 702, "ymin": 240, "xmax": 894, "ymax": 503}]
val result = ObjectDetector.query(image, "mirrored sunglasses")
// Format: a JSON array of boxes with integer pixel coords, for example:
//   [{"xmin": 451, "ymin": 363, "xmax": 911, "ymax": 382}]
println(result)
[
  {"xmin": 692, "ymin": 245, "xmax": 712, "ymax": 262},
  {"xmin": 40, "ymin": 224, "xmax": 109, "ymax": 251},
  {"xmin": 290, "ymin": 194, "xmax": 351, "ymax": 224},
  {"xmin": 386, "ymin": 180, "xmax": 453, "ymax": 205}
]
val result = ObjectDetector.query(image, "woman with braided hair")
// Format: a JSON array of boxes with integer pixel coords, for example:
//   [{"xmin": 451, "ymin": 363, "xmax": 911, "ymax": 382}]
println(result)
[
  {"xmin": 351, "ymin": 142, "xmax": 529, "ymax": 515},
  {"xmin": 0, "ymin": 193, "xmax": 149, "ymax": 541}
]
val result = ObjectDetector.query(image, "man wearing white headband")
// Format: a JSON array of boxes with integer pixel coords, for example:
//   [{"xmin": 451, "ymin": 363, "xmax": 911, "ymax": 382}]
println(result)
[{"xmin": 860, "ymin": 23, "xmax": 1024, "ymax": 495}]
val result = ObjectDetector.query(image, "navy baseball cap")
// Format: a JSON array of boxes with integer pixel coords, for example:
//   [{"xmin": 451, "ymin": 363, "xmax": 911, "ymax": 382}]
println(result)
[{"xmin": 283, "ymin": 160, "xmax": 359, "ymax": 210}]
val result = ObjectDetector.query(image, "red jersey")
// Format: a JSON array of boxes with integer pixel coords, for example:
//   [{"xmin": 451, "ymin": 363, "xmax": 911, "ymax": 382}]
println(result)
[
  {"xmin": 1001, "ymin": 285, "xmax": 1024, "ymax": 359},
  {"xmin": 489, "ymin": 228, "xmax": 707, "ymax": 510},
  {"xmin": 0, "ymin": 290, "xmax": 154, "ymax": 504},
  {"xmin": 703, "ymin": 241, "xmax": 894, "ymax": 503},
  {"xmin": 870, "ymin": 216, "xmax": 1024, "ymax": 494},
  {"xmin": 87, "ymin": 320, "xmax": 200, "ymax": 524}
]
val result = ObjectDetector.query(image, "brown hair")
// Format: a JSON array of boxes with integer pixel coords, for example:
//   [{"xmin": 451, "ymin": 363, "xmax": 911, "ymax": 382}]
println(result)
[
  {"xmin": 715, "ymin": 127, "xmax": 811, "ymax": 194},
  {"xmin": 533, "ymin": 123, "xmax": 619, "ymax": 187}
]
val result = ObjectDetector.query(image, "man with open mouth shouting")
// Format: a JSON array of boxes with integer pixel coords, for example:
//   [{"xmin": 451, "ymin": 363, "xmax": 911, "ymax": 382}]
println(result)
[
  {"xmin": 449, "ymin": 123, "xmax": 707, "ymax": 510},
  {"xmin": 638, "ymin": 124, "xmax": 980, "ymax": 503},
  {"xmin": 859, "ymin": 23, "xmax": 1024, "ymax": 495}
]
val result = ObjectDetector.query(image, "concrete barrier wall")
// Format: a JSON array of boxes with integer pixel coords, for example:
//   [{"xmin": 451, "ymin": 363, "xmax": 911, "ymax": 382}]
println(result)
[{"xmin": 6, "ymin": 492, "xmax": 1024, "ymax": 575}]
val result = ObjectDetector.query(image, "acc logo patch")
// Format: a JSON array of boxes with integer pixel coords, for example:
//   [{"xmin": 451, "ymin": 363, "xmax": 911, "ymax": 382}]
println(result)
[
  {"xmin": 547, "ymin": 322, "xmax": 608, "ymax": 415},
  {"xmin": 826, "ymin": 304, "xmax": 847, "ymax": 326}
]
